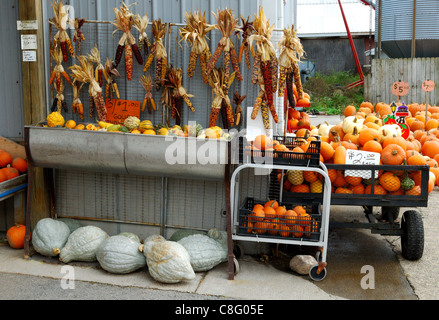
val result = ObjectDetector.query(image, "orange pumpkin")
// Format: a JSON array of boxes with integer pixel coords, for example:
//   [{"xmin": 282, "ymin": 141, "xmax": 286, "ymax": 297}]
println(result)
[
  {"xmin": 0, "ymin": 150, "xmax": 13, "ymax": 168},
  {"xmin": 344, "ymin": 105, "xmax": 357, "ymax": 117},
  {"xmin": 1, "ymin": 166, "xmax": 19, "ymax": 180},
  {"xmin": 360, "ymin": 101, "xmax": 374, "ymax": 113},
  {"xmin": 365, "ymin": 184, "xmax": 387, "ymax": 195},
  {"xmin": 381, "ymin": 144, "xmax": 406, "ymax": 165},
  {"xmin": 253, "ymin": 135, "xmax": 272, "ymax": 151},
  {"xmin": 358, "ymin": 128, "xmax": 381, "ymax": 146},
  {"xmin": 362, "ymin": 139, "xmax": 383, "ymax": 153},
  {"xmin": 345, "ymin": 175, "xmax": 363, "ymax": 186},
  {"xmin": 421, "ymin": 140, "xmax": 439, "ymax": 159},
  {"xmin": 405, "ymin": 185, "xmax": 421, "ymax": 196},
  {"xmin": 334, "ymin": 145, "xmax": 347, "ymax": 164},
  {"xmin": 6, "ymin": 224, "xmax": 29, "ymax": 249},
  {"xmin": 11, "ymin": 157, "xmax": 27, "ymax": 174},
  {"xmin": 407, "ymin": 153, "xmax": 427, "ymax": 166},
  {"xmin": 320, "ymin": 142, "xmax": 335, "ymax": 161}
]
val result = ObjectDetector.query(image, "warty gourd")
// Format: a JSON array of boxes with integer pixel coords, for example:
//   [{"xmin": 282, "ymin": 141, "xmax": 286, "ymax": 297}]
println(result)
[
  {"xmin": 59, "ymin": 226, "xmax": 108, "ymax": 263},
  {"xmin": 142, "ymin": 235, "xmax": 195, "ymax": 284},
  {"xmin": 31, "ymin": 218, "xmax": 71, "ymax": 257},
  {"xmin": 96, "ymin": 235, "xmax": 146, "ymax": 274}
]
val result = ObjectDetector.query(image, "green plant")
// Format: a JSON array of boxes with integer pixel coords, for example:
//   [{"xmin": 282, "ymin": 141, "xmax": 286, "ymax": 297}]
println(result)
[{"xmin": 303, "ymin": 71, "xmax": 364, "ymax": 115}]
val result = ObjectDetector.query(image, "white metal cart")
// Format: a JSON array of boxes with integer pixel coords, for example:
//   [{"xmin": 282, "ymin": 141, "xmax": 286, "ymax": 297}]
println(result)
[{"xmin": 229, "ymin": 162, "xmax": 332, "ymax": 281}]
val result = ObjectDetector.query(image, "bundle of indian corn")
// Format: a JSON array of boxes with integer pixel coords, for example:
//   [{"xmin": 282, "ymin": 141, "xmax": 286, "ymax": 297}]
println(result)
[
  {"xmin": 179, "ymin": 9, "xmax": 214, "ymax": 84},
  {"xmin": 248, "ymin": 7, "xmax": 278, "ymax": 124},
  {"xmin": 206, "ymin": 8, "xmax": 243, "ymax": 84},
  {"xmin": 207, "ymin": 67, "xmax": 235, "ymax": 129},
  {"xmin": 277, "ymin": 25, "xmax": 305, "ymax": 105},
  {"xmin": 140, "ymin": 75, "xmax": 156, "ymax": 114},
  {"xmin": 104, "ymin": 58, "xmax": 121, "ymax": 101},
  {"xmin": 111, "ymin": 1, "xmax": 143, "ymax": 81},
  {"xmin": 133, "ymin": 13, "xmax": 151, "ymax": 56},
  {"xmin": 87, "ymin": 45, "xmax": 106, "ymax": 88},
  {"xmin": 236, "ymin": 15, "xmax": 254, "ymax": 70},
  {"xmin": 49, "ymin": 0, "xmax": 74, "ymax": 62},
  {"xmin": 144, "ymin": 19, "xmax": 168, "ymax": 89},
  {"xmin": 69, "ymin": 55, "xmax": 107, "ymax": 122},
  {"xmin": 49, "ymin": 46, "xmax": 72, "ymax": 113}
]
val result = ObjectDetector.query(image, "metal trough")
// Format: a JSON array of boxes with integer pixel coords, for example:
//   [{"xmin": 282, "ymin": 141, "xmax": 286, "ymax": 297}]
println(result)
[{"xmin": 25, "ymin": 126, "xmax": 229, "ymax": 180}]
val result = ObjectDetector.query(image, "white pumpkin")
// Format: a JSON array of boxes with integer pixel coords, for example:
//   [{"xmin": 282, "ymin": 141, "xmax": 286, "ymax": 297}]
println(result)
[
  {"xmin": 143, "ymin": 235, "xmax": 195, "ymax": 284},
  {"xmin": 317, "ymin": 121, "xmax": 331, "ymax": 137},
  {"xmin": 378, "ymin": 124, "xmax": 402, "ymax": 139},
  {"xmin": 96, "ymin": 235, "xmax": 146, "ymax": 274},
  {"xmin": 59, "ymin": 226, "xmax": 108, "ymax": 263},
  {"xmin": 117, "ymin": 232, "xmax": 141, "ymax": 243},
  {"xmin": 177, "ymin": 234, "xmax": 227, "ymax": 272},
  {"xmin": 32, "ymin": 218, "xmax": 71, "ymax": 257},
  {"xmin": 342, "ymin": 116, "xmax": 364, "ymax": 134}
]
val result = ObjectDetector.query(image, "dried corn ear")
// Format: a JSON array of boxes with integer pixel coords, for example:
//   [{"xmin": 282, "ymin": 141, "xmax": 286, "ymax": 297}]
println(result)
[
  {"xmin": 270, "ymin": 57, "xmax": 278, "ymax": 93},
  {"xmin": 60, "ymin": 42, "xmax": 68, "ymax": 62},
  {"xmin": 252, "ymin": 54, "xmax": 260, "ymax": 85},
  {"xmin": 113, "ymin": 83, "xmax": 120, "ymax": 99},
  {"xmin": 115, "ymin": 44, "xmax": 124, "ymax": 67},
  {"xmin": 89, "ymin": 95, "xmax": 95, "ymax": 118},
  {"xmin": 188, "ymin": 52, "xmax": 198, "ymax": 78},
  {"xmin": 293, "ymin": 62, "xmax": 303, "ymax": 99},
  {"xmin": 51, "ymin": 98, "xmax": 58, "ymax": 113},
  {"xmin": 155, "ymin": 57, "xmax": 162, "ymax": 88},
  {"xmin": 220, "ymin": 101, "xmax": 229, "ymax": 129},
  {"xmin": 226, "ymin": 100, "xmax": 235, "ymax": 127},
  {"xmin": 278, "ymin": 67, "xmax": 287, "ymax": 97},
  {"xmin": 223, "ymin": 51, "xmax": 231, "ymax": 89},
  {"xmin": 144, "ymin": 54, "xmax": 154, "ymax": 72},
  {"xmin": 132, "ymin": 43, "xmax": 144, "ymax": 65},
  {"xmin": 207, "ymin": 43, "xmax": 225, "ymax": 74},
  {"xmin": 66, "ymin": 37, "xmax": 75, "ymax": 57},
  {"xmin": 251, "ymin": 96, "xmax": 263, "ymax": 120},
  {"xmin": 244, "ymin": 45, "xmax": 251, "ymax": 70},
  {"xmin": 161, "ymin": 57, "xmax": 167, "ymax": 84},
  {"xmin": 125, "ymin": 44, "xmax": 133, "ymax": 81},
  {"xmin": 199, "ymin": 52, "xmax": 209, "ymax": 84},
  {"xmin": 209, "ymin": 106, "xmax": 221, "ymax": 128},
  {"xmin": 230, "ymin": 47, "xmax": 243, "ymax": 81},
  {"xmin": 286, "ymin": 72, "xmax": 296, "ymax": 108},
  {"xmin": 261, "ymin": 100, "xmax": 271, "ymax": 130},
  {"xmin": 48, "ymin": 70, "xmax": 56, "ymax": 85}
]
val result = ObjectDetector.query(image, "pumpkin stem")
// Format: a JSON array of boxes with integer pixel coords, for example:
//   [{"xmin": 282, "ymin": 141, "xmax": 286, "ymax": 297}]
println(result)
[{"xmin": 52, "ymin": 248, "xmax": 61, "ymax": 255}]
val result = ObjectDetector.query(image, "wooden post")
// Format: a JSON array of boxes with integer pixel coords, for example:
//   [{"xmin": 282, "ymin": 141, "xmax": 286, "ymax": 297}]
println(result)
[
  {"xmin": 19, "ymin": 0, "xmax": 46, "ymax": 125},
  {"xmin": 19, "ymin": 1, "xmax": 51, "ymax": 256}
]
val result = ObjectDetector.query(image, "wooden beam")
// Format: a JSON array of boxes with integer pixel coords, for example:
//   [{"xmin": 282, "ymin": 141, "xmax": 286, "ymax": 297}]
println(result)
[{"xmin": 19, "ymin": 0, "xmax": 46, "ymax": 125}]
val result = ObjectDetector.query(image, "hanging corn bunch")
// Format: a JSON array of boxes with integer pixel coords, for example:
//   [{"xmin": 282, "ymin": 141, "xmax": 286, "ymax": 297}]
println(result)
[
  {"xmin": 87, "ymin": 45, "xmax": 106, "ymax": 88},
  {"xmin": 277, "ymin": 25, "xmax": 305, "ymax": 102},
  {"xmin": 49, "ymin": 46, "xmax": 72, "ymax": 114},
  {"xmin": 72, "ymin": 18, "xmax": 86, "ymax": 53},
  {"xmin": 179, "ymin": 9, "xmax": 214, "ymax": 83},
  {"xmin": 133, "ymin": 13, "xmax": 151, "ymax": 57},
  {"xmin": 49, "ymin": 0, "xmax": 74, "ymax": 62},
  {"xmin": 233, "ymin": 91, "xmax": 247, "ymax": 127},
  {"xmin": 72, "ymin": 80, "xmax": 84, "ymax": 120},
  {"xmin": 207, "ymin": 67, "xmax": 235, "ymax": 128},
  {"xmin": 160, "ymin": 69, "xmax": 174, "ymax": 126},
  {"xmin": 206, "ymin": 8, "xmax": 243, "ymax": 82},
  {"xmin": 145, "ymin": 19, "xmax": 168, "ymax": 89},
  {"xmin": 70, "ymin": 55, "xmax": 107, "ymax": 122},
  {"xmin": 140, "ymin": 75, "xmax": 156, "ymax": 114},
  {"xmin": 112, "ymin": 2, "xmax": 143, "ymax": 81},
  {"xmin": 168, "ymin": 66, "xmax": 195, "ymax": 112},
  {"xmin": 103, "ymin": 58, "xmax": 121, "ymax": 101},
  {"xmin": 247, "ymin": 7, "xmax": 278, "ymax": 123},
  {"xmin": 235, "ymin": 16, "xmax": 254, "ymax": 70}
]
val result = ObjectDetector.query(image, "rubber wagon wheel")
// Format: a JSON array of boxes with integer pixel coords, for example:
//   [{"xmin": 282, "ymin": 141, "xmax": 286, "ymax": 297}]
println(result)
[{"xmin": 400, "ymin": 210, "xmax": 424, "ymax": 261}]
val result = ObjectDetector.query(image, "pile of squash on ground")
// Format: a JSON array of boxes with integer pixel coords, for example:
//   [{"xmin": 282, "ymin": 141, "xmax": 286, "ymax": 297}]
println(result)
[
  {"xmin": 252, "ymin": 101, "xmax": 439, "ymax": 196},
  {"xmin": 4, "ymin": 218, "xmax": 228, "ymax": 284}
]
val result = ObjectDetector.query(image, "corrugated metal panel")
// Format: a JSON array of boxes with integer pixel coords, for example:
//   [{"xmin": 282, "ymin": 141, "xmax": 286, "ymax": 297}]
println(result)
[
  {"xmin": 376, "ymin": 0, "xmax": 439, "ymax": 58},
  {"xmin": 0, "ymin": 0, "xmax": 24, "ymax": 139}
]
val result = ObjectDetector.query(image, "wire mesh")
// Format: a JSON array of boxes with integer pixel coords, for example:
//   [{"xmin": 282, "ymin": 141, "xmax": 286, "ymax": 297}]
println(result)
[{"xmin": 49, "ymin": 20, "xmax": 292, "ymax": 135}]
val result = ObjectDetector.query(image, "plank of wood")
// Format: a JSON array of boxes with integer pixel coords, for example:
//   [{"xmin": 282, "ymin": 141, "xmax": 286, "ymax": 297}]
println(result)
[{"xmin": 0, "ymin": 136, "xmax": 26, "ymax": 159}]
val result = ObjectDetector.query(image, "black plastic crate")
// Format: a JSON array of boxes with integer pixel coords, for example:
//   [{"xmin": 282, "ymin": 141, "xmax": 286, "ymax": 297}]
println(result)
[
  {"xmin": 239, "ymin": 135, "xmax": 321, "ymax": 167},
  {"xmin": 277, "ymin": 164, "xmax": 430, "ymax": 208},
  {"xmin": 238, "ymin": 197, "xmax": 322, "ymax": 242}
]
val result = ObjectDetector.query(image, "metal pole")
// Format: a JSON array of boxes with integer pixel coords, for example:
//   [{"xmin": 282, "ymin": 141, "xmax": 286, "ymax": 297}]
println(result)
[
  {"xmin": 377, "ymin": 0, "xmax": 382, "ymax": 59},
  {"xmin": 411, "ymin": 0, "xmax": 417, "ymax": 58}
]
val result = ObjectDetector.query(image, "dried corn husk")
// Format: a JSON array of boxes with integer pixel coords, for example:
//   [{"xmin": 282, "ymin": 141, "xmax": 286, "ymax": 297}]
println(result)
[
  {"xmin": 112, "ymin": 1, "xmax": 143, "ymax": 79},
  {"xmin": 140, "ymin": 75, "xmax": 156, "ymax": 114},
  {"xmin": 233, "ymin": 92, "xmax": 247, "ymax": 127},
  {"xmin": 179, "ymin": 9, "xmax": 214, "ymax": 78},
  {"xmin": 207, "ymin": 68, "xmax": 235, "ymax": 128},
  {"xmin": 133, "ymin": 13, "xmax": 151, "ymax": 55},
  {"xmin": 72, "ymin": 80, "xmax": 84, "ymax": 119},
  {"xmin": 104, "ymin": 58, "xmax": 121, "ymax": 100},
  {"xmin": 206, "ymin": 8, "xmax": 242, "ymax": 81},
  {"xmin": 49, "ymin": 0, "xmax": 74, "ymax": 61},
  {"xmin": 149, "ymin": 19, "xmax": 168, "ymax": 88},
  {"xmin": 70, "ymin": 55, "xmax": 107, "ymax": 121},
  {"xmin": 277, "ymin": 25, "xmax": 305, "ymax": 99},
  {"xmin": 72, "ymin": 18, "xmax": 86, "ymax": 53},
  {"xmin": 236, "ymin": 15, "xmax": 254, "ymax": 69}
]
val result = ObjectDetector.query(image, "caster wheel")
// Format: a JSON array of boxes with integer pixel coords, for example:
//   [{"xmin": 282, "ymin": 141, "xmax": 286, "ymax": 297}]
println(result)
[
  {"xmin": 233, "ymin": 242, "xmax": 244, "ymax": 260},
  {"xmin": 233, "ymin": 257, "xmax": 240, "ymax": 275},
  {"xmin": 309, "ymin": 264, "xmax": 327, "ymax": 281}
]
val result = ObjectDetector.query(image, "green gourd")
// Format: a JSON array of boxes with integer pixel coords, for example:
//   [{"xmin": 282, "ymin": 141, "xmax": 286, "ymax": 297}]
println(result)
[
  {"xmin": 32, "ymin": 218, "xmax": 71, "ymax": 257},
  {"xmin": 96, "ymin": 236, "xmax": 146, "ymax": 274},
  {"xmin": 59, "ymin": 226, "xmax": 108, "ymax": 263}
]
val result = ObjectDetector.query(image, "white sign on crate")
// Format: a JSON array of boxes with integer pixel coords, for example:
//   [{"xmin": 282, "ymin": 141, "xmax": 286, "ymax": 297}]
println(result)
[{"xmin": 345, "ymin": 149, "xmax": 381, "ymax": 179}]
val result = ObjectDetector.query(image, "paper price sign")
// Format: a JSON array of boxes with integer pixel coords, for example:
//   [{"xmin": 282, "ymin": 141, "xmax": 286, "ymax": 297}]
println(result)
[
  {"xmin": 105, "ymin": 99, "xmax": 141, "ymax": 125},
  {"xmin": 345, "ymin": 149, "xmax": 381, "ymax": 179},
  {"xmin": 422, "ymin": 80, "xmax": 435, "ymax": 92},
  {"xmin": 391, "ymin": 81, "xmax": 409, "ymax": 97}
]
